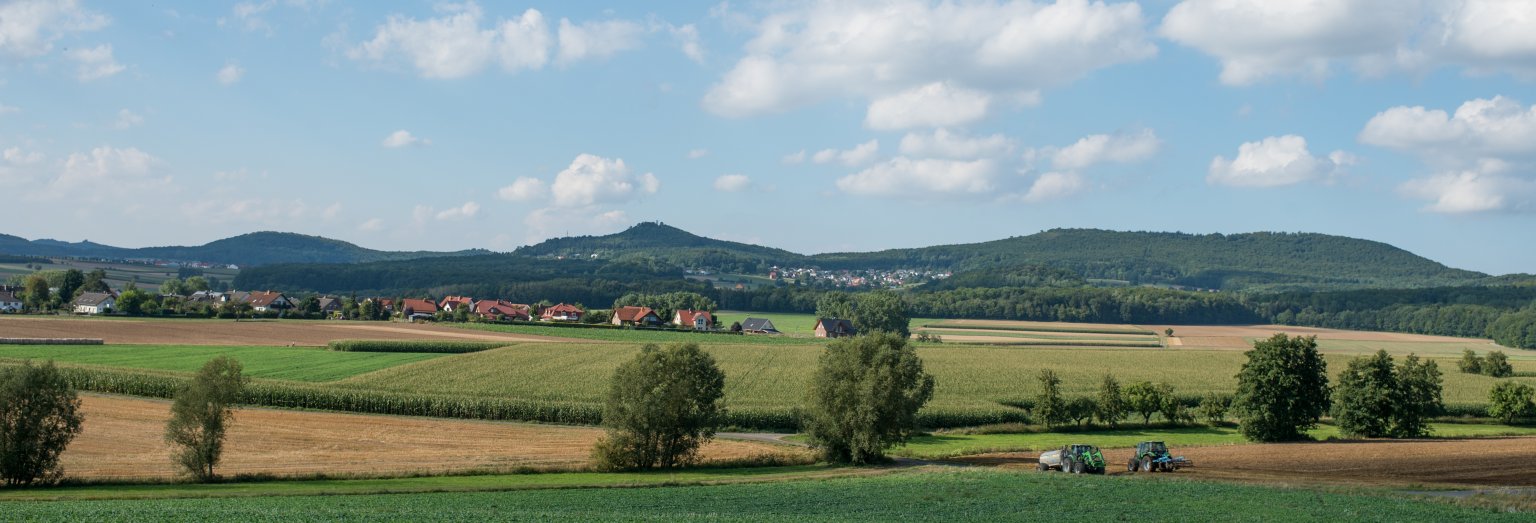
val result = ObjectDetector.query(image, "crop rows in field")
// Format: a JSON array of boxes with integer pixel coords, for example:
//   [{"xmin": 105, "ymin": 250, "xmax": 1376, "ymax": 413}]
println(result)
[
  {"xmin": 921, "ymin": 322, "xmax": 1157, "ymax": 336},
  {"xmin": 449, "ymin": 323, "xmax": 823, "ymax": 345},
  {"xmin": 0, "ymin": 344, "xmax": 442, "ymax": 382}
]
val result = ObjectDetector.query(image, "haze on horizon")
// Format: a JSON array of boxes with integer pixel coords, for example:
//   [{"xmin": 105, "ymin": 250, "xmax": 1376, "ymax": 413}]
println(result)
[{"xmin": 2, "ymin": 1, "xmax": 1535, "ymax": 274}]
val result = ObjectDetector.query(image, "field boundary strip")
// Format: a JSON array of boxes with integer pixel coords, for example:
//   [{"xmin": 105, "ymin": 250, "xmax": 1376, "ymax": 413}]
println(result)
[
  {"xmin": 921, "ymin": 323, "xmax": 1156, "ymax": 336},
  {"xmin": 0, "ymin": 338, "xmax": 105, "ymax": 345}
]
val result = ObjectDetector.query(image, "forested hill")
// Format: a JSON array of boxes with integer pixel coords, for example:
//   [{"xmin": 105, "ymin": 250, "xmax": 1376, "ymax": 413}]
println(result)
[
  {"xmin": 514, "ymin": 222, "xmax": 806, "ymax": 272},
  {"xmin": 809, "ymin": 229, "xmax": 1487, "ymax": 291},
  {"xmin": 0, "ymin": 231, "xmax": 487, "ymax": 266}
]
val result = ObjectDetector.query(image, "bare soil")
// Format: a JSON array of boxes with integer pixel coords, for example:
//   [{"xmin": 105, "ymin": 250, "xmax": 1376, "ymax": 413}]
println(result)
[
  {"xmin": 0, "ymin": 317, "xmax": 576, "ymax": 346},
  {"xmin": 948, "ymin": 437, "xmax": 1536, "ymax": 488},
  {"xmin": 61, "ymin": 394, "xmax": 800, "ymax": 480}
]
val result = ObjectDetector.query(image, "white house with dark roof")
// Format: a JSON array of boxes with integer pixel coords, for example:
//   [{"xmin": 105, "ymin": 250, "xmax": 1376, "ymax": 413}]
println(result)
[
  {"xmin": 73, "ymin": 292, "xmax": 116, "ymax": 315},
  {"xmin": 0, "ymin": 289, "xmax": 22, "ymax": 312}
]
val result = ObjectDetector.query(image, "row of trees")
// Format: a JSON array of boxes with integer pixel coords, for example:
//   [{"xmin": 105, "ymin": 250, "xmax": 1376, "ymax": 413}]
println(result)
[
  {"xmin": 1032, "ymin": 372, "xmax": 1232, "ymax": 429},
  {"xmin": 0, "ymin": 358, "xmax": 244, "ymax": 486},
  {"xmin": 1458, "ymin": 349, "xmax": 1515, "ymax": 377}
]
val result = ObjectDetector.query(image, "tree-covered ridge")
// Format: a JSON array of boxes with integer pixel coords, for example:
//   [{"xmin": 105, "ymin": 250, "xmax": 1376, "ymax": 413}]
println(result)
[
  {"xmin": 514, "ymin": 222, "xmax": 806, "ymax": 273},
  {"xmin": 0, "ymin": 231, "xmax": 487, "ymax": 266}
]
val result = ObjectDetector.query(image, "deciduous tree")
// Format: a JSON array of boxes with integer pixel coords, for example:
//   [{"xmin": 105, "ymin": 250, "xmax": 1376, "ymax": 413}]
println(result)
[
  {"xmin": 802, "ymin": 333, "xmax": 933, "ymax": 464},
  {"xmin": 0, "ymin": 361, "xmax": 84, "ymax": 486},
  {"xmin": 1233, "ymin": 334, "xmax": 1330, "ymax": 442},
  {"xmin": 592, "ymin": 343, "xmax": 725, "ymax": 471},
  {"xmin": 165, "ymin": 357, "xmax": 246, "ymax": 481},
  {"xmin": 1488, "ymin": 382, "xmax": 1535, "ymax": 424},
  {"xmin": 1095, "ymin": 375, "xmax": 1126, "ymax": 427},
  {"xmin": 1125, "ymin": 381, "xmax": 1164, "ymax": 425},
  {"xmin": 1033, "ymin": 369, "xmax": 1066, "ymax": 428}
]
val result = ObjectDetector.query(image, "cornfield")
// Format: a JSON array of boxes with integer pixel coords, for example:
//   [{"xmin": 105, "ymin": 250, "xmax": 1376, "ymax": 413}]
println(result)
[{"xmin": 327, "ymin": 340, "xmax": 511, "ymax": 354}]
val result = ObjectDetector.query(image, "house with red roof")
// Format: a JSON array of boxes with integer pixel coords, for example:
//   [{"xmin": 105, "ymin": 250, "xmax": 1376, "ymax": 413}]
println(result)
[
  {"xmin": 245, "ymin": 291, "xmax": 293, "ymax": 312},
  {"xmin": 611, "ymin": 306, "xmax": 661, "ymax": 327},
  {"xmin": 401, "ymin": 298, "xmax": 439, "ymax": 320},
  {"xmin": 673, "ymin": 309, "xmax": 714, "ymax": 330},
  {"xmin": 439, "ymin": 296, "xmax": 475, "ymax": 313},
  {"xmin": 540, "ymin": 303, "xmax": 584, "ymax": 322},
  {"xmin": 474, "ymin": 300, "xmax": 531, "ymax": 321}
]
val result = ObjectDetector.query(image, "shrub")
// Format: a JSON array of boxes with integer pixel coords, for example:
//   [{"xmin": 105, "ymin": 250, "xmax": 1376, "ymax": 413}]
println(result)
[
  {"xmin": 1482, "ymin": 351, "xmax": 1513, "ymax": 378},
  {"xmin": 1197, "ymin": 393, "xmax": 1231, "ymax": 425},
  {"xmin": 1457, "ymin": 349, "xmax": 1484, "ymax": 374},
  {"xmin": 1233, "ymin": 334, "xmax": 1330, "ymax": 442},
  {"xmin": 802, "ymin": 333, "xmax": 933, "ymax": 465},
  {"xmin": 591, "ymin": 343, "xmax": 726, "ymax": 471},
  {"xmin": 165, "ymin": 357, "xmax": 247, "ymax": 482},
  {"xmin": 1488, "ymin": 382, "xmax": 1535, "ymax": 424},
  {"xmin": 0, "ymin": 361, "xmax": 84, "ymax": 486},
  {"xmin": 326, "ymin": 340, "xmax": 509, "ymax": 354}
]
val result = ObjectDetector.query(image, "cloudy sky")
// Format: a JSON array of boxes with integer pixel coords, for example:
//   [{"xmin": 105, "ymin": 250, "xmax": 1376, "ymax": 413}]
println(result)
[{"xmin": 3, "ymin": 1, "xmax": 1535, "ymax": 274}]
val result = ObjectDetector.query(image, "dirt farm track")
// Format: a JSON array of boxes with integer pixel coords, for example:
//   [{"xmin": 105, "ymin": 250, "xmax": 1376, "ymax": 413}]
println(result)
[
  {"xmin": 0, "ymin": 317, "xmax": 574, "ymax": 346},
  {"xmin": 954, "ymin": 437, "xmax": 1536, "ymax": 488}
]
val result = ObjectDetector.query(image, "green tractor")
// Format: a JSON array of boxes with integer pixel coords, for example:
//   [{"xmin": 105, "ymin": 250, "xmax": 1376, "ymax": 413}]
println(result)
[
  {"xmin": 1037, "ymin": 444, "xmax": 1106, "ymax": 474},
  {"xmin": 1127, "ymin": 441, "xmax": 1193, "ymax": 473}
]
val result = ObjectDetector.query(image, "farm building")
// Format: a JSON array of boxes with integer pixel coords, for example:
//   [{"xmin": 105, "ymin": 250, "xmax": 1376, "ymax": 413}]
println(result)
[
  {"xmin": 673, "ymin": 309, "xmax": 714, "ymax": 330},
  {"xmin": 814, "ymin": 318, "xmax": 856, "ymax": 338},
  {"xmin": 541, "ymin": 303, "xmax": 584, "ymax": 322},
  {"xmin": 439, "ymin": 296, "xmax": 474, "ymax": 313},
  {"xmin": 245, "ymin": 291, "xmax": 293, "ymax": 312},
  {"xmin": 0, "ymin": 289, "xmax": 23, "ymax": 312},
  {"xmin": 72, "ymin": 292, "xmax": 117, "ymax": 315},
  {"xmin": 400, "ymin": 298, "xmax": 439, "ymax": 320},
  {"xmin": 612, "ymin": 306, "xmax": 662, "ymax": 326},
  {"xmin": 474, "ymin": 300, "xmax": 531, "ymax": 321},
  {"xmin": 740, "ymin": 317, "xmax": 780, "ymax": 334},
  {"xmin": 317, "ymin": 297, "xmax": 342, "ymax": 316}
]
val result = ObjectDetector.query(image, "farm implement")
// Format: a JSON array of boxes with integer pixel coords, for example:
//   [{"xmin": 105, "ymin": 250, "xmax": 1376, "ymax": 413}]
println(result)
[
  {"xmin": 1037, "ymin": 444, "xmax": 1107, "ymax": 474},
  {"xmin": 1127, "ymin": 441, "xmax": 1192, "ymax": 473}
]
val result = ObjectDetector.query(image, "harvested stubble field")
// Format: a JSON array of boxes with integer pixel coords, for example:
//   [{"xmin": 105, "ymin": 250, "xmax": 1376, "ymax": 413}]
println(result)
[
  {"xmin": 0, "ymin": 317, "xmax": 575, "ymax": 346},
  {"xmin": 61, "ymin": 394, "xmax": 800, "ymax": 481},
  {"xmin": 953, "ymin": 436, "xmax": 1536, "ymax": 488}
]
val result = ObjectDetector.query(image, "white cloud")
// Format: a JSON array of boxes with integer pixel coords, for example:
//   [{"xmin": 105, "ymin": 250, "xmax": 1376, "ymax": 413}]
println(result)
[
  {"xmin": 702, "ymin": 0, "xmax": 1155, "ymax": 119},
  {"xmin": 687, "ymin": 148, "xmax": 708, "ymax": 159},
  {"xmin": 0, "ymin": 0, "xmax": 109, "ymax": 58},
  {"xmin": 1207, "ymin": 135, "xmax": 1349, "ymax": 188},
  {"xmin": 1021, "ymin": 171, "xmax": 1087, "ymax": 203},
  {"xmin": 1161, "ymin": 0, "xmax": 1536, "ymax": 85},
  {"xmin": 0, "ymin": 104, "xmax": 18, "ymax": 116},
  {"xmin": 1399, "ymin": 161, "xmax": 1536, "ymax": 214},
  {"xmin": 1046, "ymin": 129, "xmax": 1162, "ymax": 170},
  {"xmin": 713, "ymin": 174, "xmax": 752, "ymax": 192},
  {"xmin": 556, "ymin": 18, "xmax": 645, "ymax": 65},
  {"xmin": 66, "ymin": 44, "xmax": 124, "ymax": 81},
  {"xmin": 321, "ymin": 202, "xmax": 342, "ymax": 220},
  {"xmin": 523, "ymin": 207, "xmax": 629, "ymax": 242},
  {"xmin": 813, "ymin": 140, "xmax": 879, "ymax": 167},
  {"xmin": 42, "ymin": 146, "xmax": 171, "ymax": 203},
  {"xmin": 184, "ymin": 197, "xmax": 310, "ymax": 225},
  {"xmin": 348, "ymin": 3, "xmax": 551, "ymax": 79},
  {"xmin": 1360, "ymin": 96, "xmax": 1536, "ymax": 159},
  {"xmin": 217, "ymin": 62, "xmax": 245, "ymax": 85},
  {"xmin": 864, "ymin": 82, "xmax": 991, "ymax": 130},
  {"xmin": 497, "ymin": 177, "xmax": 547, "ymax": 202},
  {"xmin": 3, "ymin": 147, "xmax": 43, "ymax": 165},
  {"xmin": 358, "ymin": 217, "xmax": 384, "ymax": 231},
  {"xmin": 434, "ymin": 201, "xmax": 480, "ymax": 221},
  {"xmin": 669, "ymin": 23, "xmax": 704, "ymax": 63},
  {"xmin": 781, "ymin": 150, "xmax": 807, "ymax": 164},
  {"xmin": 113, "ymin": 109, "xmax": 143, "ymax": 129},
  {"xmin": 899, "ymin": 129, "xmax": 1014, "ymax": 159},
  {"xmin": 549, "ymin": 154, "xmax": 659, "ymax": 207},
  {"xmin": 381, "ymin": 129, "xmax": 429, "ymax": 148},
  {"xmin": 835, "ymin": 157, "xmax": 996, "ymax": 197}
]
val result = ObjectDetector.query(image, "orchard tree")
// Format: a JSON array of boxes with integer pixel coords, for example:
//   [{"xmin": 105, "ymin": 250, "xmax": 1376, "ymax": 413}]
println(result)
[
  {"xmin": 1233, "ymin": 334, "xmax": 1331, "ymax": 442},
  {"xmin": 1125, "ymin": 381, "xmax": 1164, "ymax": 425},
  {"xmin": 1033, "ymin": 369, "xmax": 1067, "ymax": 428},
  {"xmin": 0, "ymin": 361, "xmax": 84, "ymax": 486},
  {"xmin": 1095, "ymin": 374, "xmax": 1126, "ymax": 427},
  {"xmin": 592, "ymin": 343, "xmax": 726, "ymax": 471},
  {"xmin": 165, "ymin": 357, "xmax": 246, "ymax": 481},
  {"xmin": 1488, "ymin": 382, "xmax": 1535, "ymax": 424},
  {"xmin": 1197, "ymin": 393, "xmax": 1231, "ymax": 425},
  {"xmin": 802, "ymin": 333, "xmax": 934, "ymax": 464},
  {"xmin": 1393, "ymin": 354, "xmax": 1443, "ymax": 438}
]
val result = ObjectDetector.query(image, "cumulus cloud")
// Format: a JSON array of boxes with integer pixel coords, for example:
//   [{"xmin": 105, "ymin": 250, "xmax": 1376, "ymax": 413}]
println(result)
[
  {"xmin": 702, "ymin": 0, "xmax": 1155, "ymax": 120},
  {"xmin": 865, "ymin": 82, "xmax": 992, "ymax": 130},
  {"xmin": 549, "ymin": 154, "xmax": 659, "ymax": 207},
  {"xmin": 556, "ymin": 18, "xmax": 644, "ymax": 64},
  {"xmin": 1161, "ymin": 0, "xmax": 1536, "ymax": 85},
  {"xmin": 687, "ymin": 148, "xmax": 708, "ymax": 159},
  {"xmin": 1361, "ymin": 96, "xmax": 1536, "ymax": 213},
  {"xmin": 1043, "ymin": 129, "xmax": 1162, "ymax": 170},
  {"xmin": 523, "ymin": 207, "xmax": 630, "ymax": 242},
  {"xmin": 217, "ymin": 62, "xmax": 245, "ymax": 85},
  {"xmin": 835, "ymin": 158, "xmax": 996, "ymax": 197},
  {"xmin": 434, "ymin": 201, "xmax": 480, "ymax": 221},
  {"xmin": 381, "ymin": 130, "xmax": 429, "ymax": 148},
  {"xmin": 899, "ymin": 129, "xmax": 1015, "ymax": 159},
  {"xmin": 1207, "ymin": 135, "xmax": 1351, "ymax": 188},
  {"xmin": 781, "ymin": 150, "xmax": 807, "ymax": 164},
  {"xmin": 348, "ymin": 3, "xmax": 551, "ymax": 78},
  {"xmin": 812, "ymin": 140, "xmax": 880, "ymax": 167},
  {"xmin": 32, "ymin": 146, "xmax": 172, "ymax": 203},
  {"xmin": 0, "ymin": 0, "xmax": 109, "ymax": 58},
  {"xmin": 497, "ymin": 177, "xmax": 547, "ymax": 202},
  {"xmin": 66, "ymin": 44, "xmax": 124, "ymax": 81},
  {"xmin": 113, "ymin": 109, "xmax": 143, "ymax": 129},
  {"xmin": 1021, "ymin": 172, "xmax": 1087, "ymax": 203},
  {"xmin": 713, "ymin": 174, "xmax": 752, "ymax": 192}
]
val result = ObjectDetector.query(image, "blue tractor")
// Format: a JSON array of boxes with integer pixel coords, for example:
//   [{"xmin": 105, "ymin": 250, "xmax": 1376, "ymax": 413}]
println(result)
[{"xmin": 1127, "ymin": 441, "xmax": 1192, "ymax": 473}]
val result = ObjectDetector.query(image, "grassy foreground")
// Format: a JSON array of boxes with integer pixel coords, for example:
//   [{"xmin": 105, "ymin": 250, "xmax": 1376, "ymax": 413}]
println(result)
[
  {"xmin": 0, "ymin": 468, "xmax": 1523, "ymax": 522},
  {"xmin": 0, "ymin": 344, "xmax": 444, "ymax": 382}
]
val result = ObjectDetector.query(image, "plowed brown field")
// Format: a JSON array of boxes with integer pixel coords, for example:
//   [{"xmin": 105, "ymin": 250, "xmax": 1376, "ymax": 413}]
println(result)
[
  {"xmin": 951, "ymin": 437, "xmax": 1536, "ymax": 488},
  {"xmin": 0, "ymin": 318, "xmax": 575, "ymax": 346},
  {"xmin": 60, "ymin": 394, "xmax": 800, "ymax": 480}
]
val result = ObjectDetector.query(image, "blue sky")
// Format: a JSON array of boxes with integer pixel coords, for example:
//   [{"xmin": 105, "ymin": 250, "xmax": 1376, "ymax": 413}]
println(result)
[{"xmin": 2, "ymin": 1, "xmax": 1535, "ymax": 274}]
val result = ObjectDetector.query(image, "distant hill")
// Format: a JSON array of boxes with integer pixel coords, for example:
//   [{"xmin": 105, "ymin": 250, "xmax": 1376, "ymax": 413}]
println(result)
[
  {"xmin": 514, "ymin": 222, "xmax": 806, "ymax": 273},
  {"xmin": 0, "ymin": 231, "xmax": 487, "ymax": 267}
]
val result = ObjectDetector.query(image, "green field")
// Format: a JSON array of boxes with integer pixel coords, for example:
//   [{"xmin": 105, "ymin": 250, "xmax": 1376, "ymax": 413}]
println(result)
[
  {"xmin": 0, "ymin": 345, "xmax": 444, "ymax": 382},
  {"xmin": 0, "ymin": 468, "xmax": 1523, "ymax": 521},
  {"xmin": 893, "ymin": 423, "xmax": 1536, "ymax": 459},
  {"xmin": 449, "ymin": 322, "xmax": 821, "ymax": 345}
]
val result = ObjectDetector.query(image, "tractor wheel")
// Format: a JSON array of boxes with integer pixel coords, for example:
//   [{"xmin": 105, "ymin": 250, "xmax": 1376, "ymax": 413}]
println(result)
[
  {"xmin": 1127, "ymin": 459, "xmax": 1138, "ymax": 472},
  {"xmin": 1061, "ymin": 459, "xmax": 1072, "ymax": 473},
  {"xmin": 1071, "ymin": 461, "xmax": 1085, "ymax": 474},
  {"xmin": 1140, "ymin": 459, "xmax": 1153, "ymax": 472}
]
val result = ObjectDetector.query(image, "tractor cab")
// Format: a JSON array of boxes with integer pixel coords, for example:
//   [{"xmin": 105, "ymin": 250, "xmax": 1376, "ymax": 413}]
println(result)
[{"xmin": 1136, "ymin": 441, "xmax": 1169, "ymax": 458}]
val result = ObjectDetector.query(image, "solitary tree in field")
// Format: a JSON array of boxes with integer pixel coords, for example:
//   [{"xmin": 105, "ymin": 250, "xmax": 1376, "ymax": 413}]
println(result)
[
  {"xmin": 1233, "ymin": 334, "xmax": 1330, "ymax": 442},
  {"xmin": 1457, "ymin": 349, "xmax": 1484, "ymax": 374},
  {"xmin": 592, "ymin": 343, "xmax": 726, "ymax": 471},
  {"xmin": 0, "ymin": 361, "xmax": 84, "ymax": 486},
  {"xmin": 1095, "ymin": 375, "xmax": 1126, "ymax": 427},
  {"xmin": 166, "ymin": 357, "xmax": 246, "ymax": 482},
  {"xmin": 802, "ymin": 333, "xmax": 934, "ymax": 464},
  {"xmin": 1483, "ymin": 351, "xmax": 1513, "ymax": 378},
  {"xmin": 1033, "ymin": 369, "xmax": 1067, "ymax": 428},
  {"xmin": 1488, "ymin": 382, "xmax": 1535, "ymax": 424}
]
